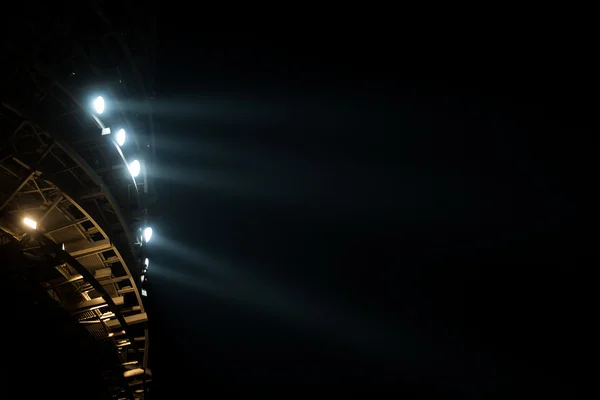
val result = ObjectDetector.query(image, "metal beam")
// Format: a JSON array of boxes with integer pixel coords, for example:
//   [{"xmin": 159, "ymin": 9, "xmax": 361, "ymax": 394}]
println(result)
[
  {"xmin": 31, "ymin": 178, "xmax": 48, "ymax": 203},
  {"xmin": 119, "ymin": 305, "xmax": 141, "ymax": 314},
  {"xmin": 47, "ymin": 274, "xmax": 83, "ymax": 289},
  {"xmin": 0, "ymin": 171, "xmax": 36, "ymax": 212},
  {"xmin": 123, "ymin": 368, "xmax": 144, "ymax": 378},
  {"xmin": 45, "ymin": 217, "xmax": 88, "ymax": 234},
  {"xmin": 69, "ymin": 238, "xmax": 112, "ymax": 258},
  {"xmin": 117, "ymin": 287, "xmax": 135, "ymax": 295},
  {"xmin": 0, "ymin": 146, "xmax": 55, "ymax": 213},
  {"xmin": 105, "ymin": 312, "xmax": 147, "ymax": 329},
  {"xmin": 0, "ymin": 225, "xmax": 21, "ymax": 240},
  {"xmin": 7, "ymin": 137, "xmax": 146, "ymax": 316},
  {"xmin": 27, "ymin": 230, "xmax": 137, "ymax": 349},
  {"xmin": 21, "ymin": 187, "xmax": 55, "ymax": 194},
  {"xmin": 100, "ymin": 275, "xmax": 130, "ymax": 286},
  {"xmin": 69, "ymin": 296, "xmax": 124, "ymax": 312},
  {"xmin": 61, "ymin": 192, "xmax": 145, "ymax": 312},
  {"xmin": 38, "ymin": 193, "xmax": 63, "ymax": 226},
  {"xmin": 3, "ymin": 110, "xmax": 148, "ymax": 377}
]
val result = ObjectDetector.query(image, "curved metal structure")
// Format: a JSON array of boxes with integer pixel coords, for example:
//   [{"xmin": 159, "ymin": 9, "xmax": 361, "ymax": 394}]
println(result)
[{"xmin": 1, "ymin": 3, "xmax": 157, "ymax": 398}]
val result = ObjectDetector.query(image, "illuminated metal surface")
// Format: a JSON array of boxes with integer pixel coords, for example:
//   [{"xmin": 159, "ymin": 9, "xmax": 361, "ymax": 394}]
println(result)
[{"xmin": 1, "ymin": 3, "xmax": 157, "ymax": 398}]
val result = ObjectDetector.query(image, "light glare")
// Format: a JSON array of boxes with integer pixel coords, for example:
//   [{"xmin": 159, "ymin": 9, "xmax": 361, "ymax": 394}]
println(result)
[
  {"xmin": 93, "ymin": 96, "xmax": 105, "ymax": 114},
  {"xmin": 141, "ymin": 289, "xmax": 147, "ymax": 297},
  {"xmin": 129, "ymin": 160, "xmax": 141, "ymax": 177},
  {"xmin": 23, "ymin": 218, "xmax": 37, "ymax": 229},
  {"xmin": 116, "ymin": 128, "xmax": 126, "ymax": 146},
  {"xmin": 143, "ymin": 228, "xmax": 153, "ymax": 243},
  {"xmin": 144, "ymin": 257, "xmax": 149, "ymax": 268}
]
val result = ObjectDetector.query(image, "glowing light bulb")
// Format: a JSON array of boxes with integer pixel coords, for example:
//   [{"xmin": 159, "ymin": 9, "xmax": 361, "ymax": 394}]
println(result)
[
  {"xmin": 116, "ymin": 128, "xmax": 126, "ymax": 146},
  {"xmin": 93, "ymin": 96, "xmax": 105, "ymax": 114},
  {"xmin": 143, "ymin": 227, "xmax": 152, "ymax": 243},
  {"xmin": 23, "ymin": 217, "xmax": 37, "ymax": 229},
  {"xmin": 129, "ymin": 160, "xmax": 140, "ymax": 177}
]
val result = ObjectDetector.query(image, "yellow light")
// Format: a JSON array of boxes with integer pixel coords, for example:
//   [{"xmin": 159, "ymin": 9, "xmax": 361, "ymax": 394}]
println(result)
[{"xmin": 23, "ymin": 217, "xmax": 37, "ymax": 229}]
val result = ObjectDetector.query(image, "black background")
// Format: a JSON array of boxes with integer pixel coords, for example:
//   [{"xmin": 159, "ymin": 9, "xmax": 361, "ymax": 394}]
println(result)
[{"xmin": 143, "ymin": 24, "xmax": 586, "ymax": 396}]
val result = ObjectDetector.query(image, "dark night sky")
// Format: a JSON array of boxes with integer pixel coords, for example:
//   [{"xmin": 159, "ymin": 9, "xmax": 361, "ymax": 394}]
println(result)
[{"xmin": 142, "ymin": 25, "xmax": 585, "ymax": 396}]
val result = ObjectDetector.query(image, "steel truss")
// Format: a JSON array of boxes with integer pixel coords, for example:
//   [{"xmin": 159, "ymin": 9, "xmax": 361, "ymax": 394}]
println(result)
[{"xmin": 1, "ymin": 2, "xmax": 158, "ymax": 399}]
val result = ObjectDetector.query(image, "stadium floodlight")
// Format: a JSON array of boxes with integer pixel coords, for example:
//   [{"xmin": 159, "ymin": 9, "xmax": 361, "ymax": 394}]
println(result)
[
  {"xmin": 93, "ymin": 96, "xmax": 105, "ymax": 114},
  {"xmin": 129, "ymin": 159, "xmax": 141, "ymax": 178},
  {"xmin": 23, "ymin": 217, "xmax": 37, "ymax": 229},
  {"xmin": 144, "ymin": 257, "xmax": 149, "ymax": 268},
  {"xmin": 116, "ymin": 128, "xmax": 126, "ymax": 146},
  {"xmin": 143, "ymin": 227, "xmax": 153, "ymax": 243}
]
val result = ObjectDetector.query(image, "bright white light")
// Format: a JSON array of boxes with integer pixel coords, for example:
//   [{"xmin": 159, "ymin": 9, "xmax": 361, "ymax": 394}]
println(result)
[
  {"xmin": 144, "ymin": 257, "xmax": 149, "ymax": 268},
  {"xmin": 61, "ymin": 243, "xmax": 65, "ymax": 251},
  {"xmin": 23, "ymin": 218, "xmax": 37, "ymax": 229},
  {"xmin": 141, "ymin": 289, "xmax": 147, "ymax": 297},
  {"xmin": 129, "ymin": 160, "xmax": 141, "ymax": 178},
  {"xmin": 141, "ymin": 275, "xmax": 145, "ymax": 282},
  {"xmin": 116, "ymin": 128, "xmax": 126, "ymax": 146},
  {"xmin": 143, "ymin": 227, "xmax": 153, "ymax": 243},
  {"xmin": 93, "ymin": 96, "xmax": 105, "ymax": 114}
]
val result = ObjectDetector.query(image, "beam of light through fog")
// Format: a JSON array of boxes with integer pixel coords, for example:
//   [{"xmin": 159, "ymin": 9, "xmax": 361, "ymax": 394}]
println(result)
[
  {"xmin": 148, "ymin": 155, "xmax": 491, "ymax": 224},
  {"xmin": 118, "ymin": 93, "xmax": 364, "ymax": 125},
  {"xmin": 148, "ymin": 149, "xmax": 435, "ymax": 217},
  {"xmin": 149, "ymin": 130, "xmax": 521, "ymax": 235},
  {"xmin": 151, "ymin": 237, "xmax": 487, "ymax": 383},
  {"xmin": 144, "ymin": 92, "xmax": 502, "ymax": 387},
  {"xmin": 144, "ymin": 93, "xmax": 506, "ymax": 221}
]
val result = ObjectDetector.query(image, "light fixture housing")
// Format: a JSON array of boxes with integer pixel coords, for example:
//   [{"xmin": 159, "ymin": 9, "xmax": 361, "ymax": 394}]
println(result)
[
  {"xmin": 93, "ymin": 96, "xmax": 105, "ymax": 114},
  {"xmin": 116, "ymin": 128, "xmax": 126, "ymax": 147},
  {"xmin": 143, "ymin": 227, "xmax": 153, "ymax": 243},
  {"xmin": 23, "ymin": 217, "xmax": 37, "ymax": 229},
  {"xmin": 129, "ymin": 160, "xmax": 141, "ymax": 178}
]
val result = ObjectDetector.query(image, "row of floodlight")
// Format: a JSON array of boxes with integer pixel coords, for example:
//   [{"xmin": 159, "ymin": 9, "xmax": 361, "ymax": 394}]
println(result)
[
  {"xmin": 93, "ymin": 95, "xmax": 152, "ymax": 298},
  {"xmin": 92, "ymin": 95, "xmax": 142, "ymax": 178}
]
